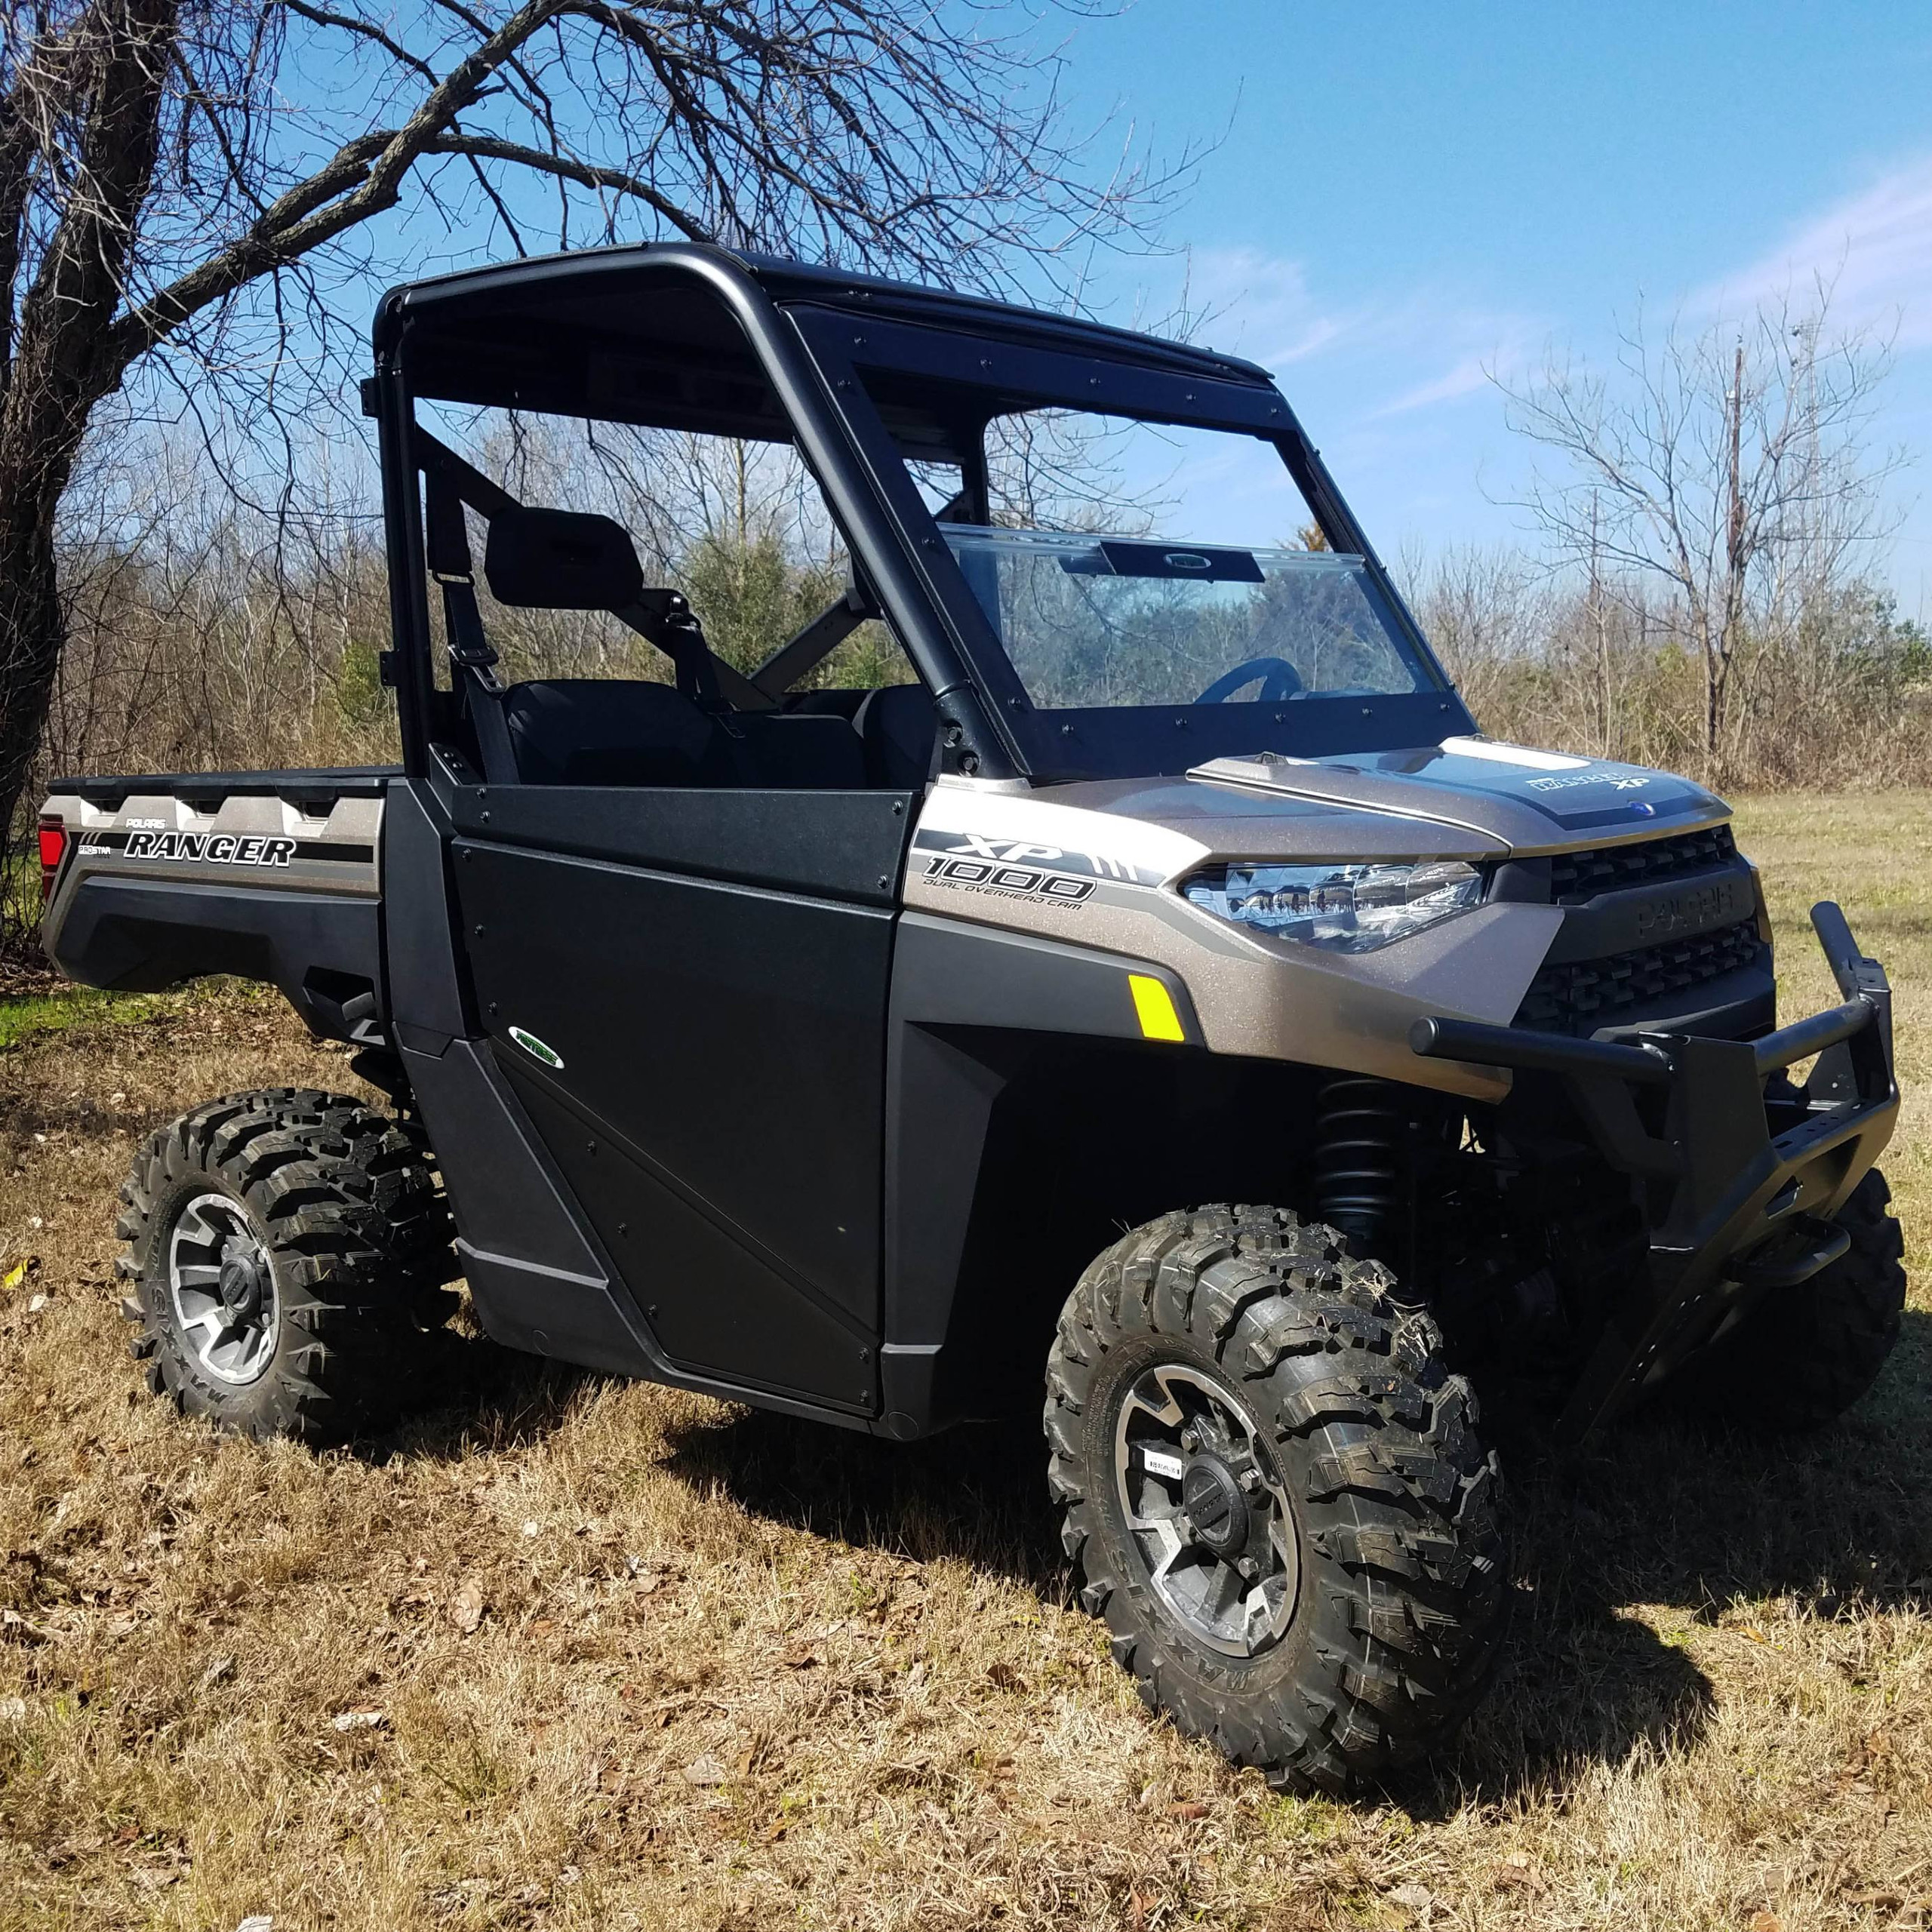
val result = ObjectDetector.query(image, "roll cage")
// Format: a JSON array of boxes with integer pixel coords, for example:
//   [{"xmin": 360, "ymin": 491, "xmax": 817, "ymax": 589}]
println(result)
[{"xmin": 368, "ymin": 242, "xmax": 1475, "ymax": 788}]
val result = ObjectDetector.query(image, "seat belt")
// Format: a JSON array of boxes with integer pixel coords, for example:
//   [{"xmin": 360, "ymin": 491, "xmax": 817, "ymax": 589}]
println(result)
[
  {"xmin": 626, "ymin": 588, "xmax": 724, "ymax": 712},
  {"xmin": 425, "ymin": 478, "xmax": 518, "ymax": 785}
]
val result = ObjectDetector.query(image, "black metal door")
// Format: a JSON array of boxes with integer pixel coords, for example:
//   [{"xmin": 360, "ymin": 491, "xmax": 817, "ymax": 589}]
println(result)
[{"xmin": 449, "ymin": 784, "xmax": 914, "ymax": 1414}]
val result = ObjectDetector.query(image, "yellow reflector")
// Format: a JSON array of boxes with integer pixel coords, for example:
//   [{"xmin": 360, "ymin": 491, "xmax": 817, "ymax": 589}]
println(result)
[{"xmin": 1128, "ymin": 974, "xmax": 1186, "ymax": 1043}]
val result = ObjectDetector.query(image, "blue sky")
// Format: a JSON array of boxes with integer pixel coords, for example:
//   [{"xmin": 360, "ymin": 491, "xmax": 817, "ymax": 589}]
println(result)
[{"xmin": 1055, "ymin": 1, "xmax": 1932, "ymax": 608}]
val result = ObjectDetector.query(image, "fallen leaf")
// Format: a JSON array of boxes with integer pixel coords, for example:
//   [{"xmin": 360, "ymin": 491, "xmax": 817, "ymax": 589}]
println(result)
[
  {"xmin": 1390, "ymin": 1881, "xmax": 1434, "ymax": 1915},
  {"xmin": 521, "ymin": 1520, "xmax": 541, "ymax": 1540},
  {"xmin": 1746, "ymin": 1912, "xmax": 1783, "ymax": 1932},
  {"xmin": 1493, "ymin": 1855, "xmax": 1538, "ymax": 1890},
  {"xmin": 197, "ymin": 1657, "xmax": 235, "ymax": 1694},
  {"xmin": 1, "ymin": 1263, "xmax": 23, "ymax": 1292},
  {"xmin": 682, "ymin": 1752, "xmax": 730, "ymax": 1786},
  {"xmin": 986, "ymin": 1660, "xmax": 1026, "ymax": 1692},
  {"xmin": 1166, "ymin": 1800, "xmax": 1208, "ymax": 1821},
  {"xmin": 0, "ymin": 1696, "xmax": 25, "ymax": 1723},
  {"xmin": 780, "ymin": 1644, "xmax": 821, "ymax": 1670},
  {"xmin": 331, "ymin": 1709, "xmax": 388, "ymax": 1732},
  {"xmin": 26, "ymin": 1294, "xmax": 48, "ymax": 1312},
  {"xmin": 451, "ymin": 1583, "xmax": 485, "ymax": 1635},
  {"xmin": 735, "ymin": 1745, "xmax": 756, "ymax": 1776},
  {"xmin": 531, "ymin": 1618, "xmax": 555, "ymax": 1636},
  {"xmin": 764, "ymin": 1819, "xmax": 788, "ymax": 1842},
  {"xmin": 236, "ymin": 1917, "xmax": 275, "ymax": 1931}
]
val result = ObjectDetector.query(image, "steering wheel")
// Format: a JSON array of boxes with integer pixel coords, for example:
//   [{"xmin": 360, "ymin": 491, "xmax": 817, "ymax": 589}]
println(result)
[{"xmin": 1195, "ymin": 656, "xmax": 1305, "ymax": 704}]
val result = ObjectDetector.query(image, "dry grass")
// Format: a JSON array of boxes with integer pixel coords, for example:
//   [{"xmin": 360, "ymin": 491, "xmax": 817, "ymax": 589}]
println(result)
[{"xmin": 0, "ymin": 793, "xmax": 1929, "ymax": 1931}]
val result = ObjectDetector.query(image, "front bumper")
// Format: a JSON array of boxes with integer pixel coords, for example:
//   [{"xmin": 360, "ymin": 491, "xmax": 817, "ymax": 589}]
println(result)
[{"xmin": 1411, "ymin": 902, "xmax": 1900, "ymax": 1438}]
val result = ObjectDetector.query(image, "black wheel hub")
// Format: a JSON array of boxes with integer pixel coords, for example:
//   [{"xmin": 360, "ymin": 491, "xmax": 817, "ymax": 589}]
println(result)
[
  {"xmin": 218, "ymin": 1247, "xmax": 264, "ymax": 1319},
  {"xmin": 1180, "ymin": 1454, "xmax": 1250, "ymax": 1558}
]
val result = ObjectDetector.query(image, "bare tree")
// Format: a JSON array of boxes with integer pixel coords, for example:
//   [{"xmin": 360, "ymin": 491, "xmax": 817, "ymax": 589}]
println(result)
[
  {"xmin": 1403, "ymin": 540, "xmax": 1551, "ymax": 732},
  {"xmin": 1499, "ymin": 287, "xmax": 1903, "ymax": 774},
  {"xmin": 0, "ymin": 0, "xmax": 1183, "ymax": 844}
]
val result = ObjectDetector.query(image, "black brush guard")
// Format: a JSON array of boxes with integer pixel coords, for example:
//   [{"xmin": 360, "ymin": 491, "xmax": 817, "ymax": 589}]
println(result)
[{"xmin": 1411, "ymin": 903, "xmax": 1900, "ymax": 1439}]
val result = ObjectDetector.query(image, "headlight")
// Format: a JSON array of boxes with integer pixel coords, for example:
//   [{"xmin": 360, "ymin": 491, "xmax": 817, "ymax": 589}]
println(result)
[{"xmin": 1182, "ymin": 860, "xmax": 1484, "ymax": 953}]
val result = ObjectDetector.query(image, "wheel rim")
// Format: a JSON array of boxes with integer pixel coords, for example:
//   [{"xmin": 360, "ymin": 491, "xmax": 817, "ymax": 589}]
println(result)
[
  {"xmin": 168, "ymin": 1192, "xmax": 279, "ymax": 1386},
  {"xmin": 1113, "ymin": 1361, "xmax": 1301, "ymax": 1658}
]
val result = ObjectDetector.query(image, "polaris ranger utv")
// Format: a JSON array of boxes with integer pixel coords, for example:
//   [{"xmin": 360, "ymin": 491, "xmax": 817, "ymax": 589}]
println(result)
[{"xmin": 38, "ymin": 244, "xmax": 1904, "ymax": 1793}]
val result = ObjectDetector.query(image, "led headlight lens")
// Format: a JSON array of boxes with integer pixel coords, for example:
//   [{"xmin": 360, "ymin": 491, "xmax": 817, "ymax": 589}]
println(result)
[{"xmin": 1183, "ymin": 860, "xmax": 1484, "ymax": 953}]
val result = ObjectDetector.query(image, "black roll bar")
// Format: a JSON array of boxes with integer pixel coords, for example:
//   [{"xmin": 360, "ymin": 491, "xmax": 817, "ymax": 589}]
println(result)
[{"xmin": 1408, "ymin": 1014, "xmax": 1675, "ymax": 1086}]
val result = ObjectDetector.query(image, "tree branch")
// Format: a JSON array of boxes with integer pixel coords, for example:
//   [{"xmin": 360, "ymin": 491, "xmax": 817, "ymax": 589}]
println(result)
[
  {"xmin": 104, "ymin": 0, "xmax": 575, "ymax": 370},
  {"xmin": 426, "ymin": 130, "xmax": 710, "ymax": 238}
]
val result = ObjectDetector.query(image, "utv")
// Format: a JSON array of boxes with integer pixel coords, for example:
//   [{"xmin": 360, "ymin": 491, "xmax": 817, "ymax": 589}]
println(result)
[{"xmin": 39, "ymin": 244, "xmax": 1904, "ymax": 1792}]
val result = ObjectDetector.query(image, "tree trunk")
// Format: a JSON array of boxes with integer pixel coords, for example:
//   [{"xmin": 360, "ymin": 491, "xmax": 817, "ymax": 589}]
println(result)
[
  {"xmin": 0, "ymin": 0, "xmax": 182, "ymax": 854},
  {"xmin": 0, "ymin": 481, "xmax": 71, "ymax": 859}
]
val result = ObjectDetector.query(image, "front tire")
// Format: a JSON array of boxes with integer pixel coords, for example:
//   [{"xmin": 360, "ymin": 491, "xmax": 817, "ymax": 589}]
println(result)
[
  {"xmin": 117, "ymin": 1089, "xmax": 457, "ymax": 1442},
  {"xmin": 1045, "ymin": 1206, "xmax": 1507, "ymax": 1794}
]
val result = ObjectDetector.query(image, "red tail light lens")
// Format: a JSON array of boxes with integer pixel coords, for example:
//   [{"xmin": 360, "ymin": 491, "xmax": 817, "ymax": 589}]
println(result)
[{"xmin": 37, "ymin": 815, "xmax": 66, "ymax": 902}]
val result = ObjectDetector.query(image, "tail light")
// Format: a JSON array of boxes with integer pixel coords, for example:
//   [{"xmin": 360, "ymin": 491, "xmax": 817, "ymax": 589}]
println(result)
[{"xmin": 37, "ymin": 815, "xmax": 66, "ymax": 903}]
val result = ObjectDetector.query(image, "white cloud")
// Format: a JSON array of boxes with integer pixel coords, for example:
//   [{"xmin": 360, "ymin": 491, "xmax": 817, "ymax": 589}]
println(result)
[
  {"xmin": 1173, "ymin": 244, "xmax": 1542, "ymax": 421},
  {"xmin": 1180, "ymin": 245, "xmax": 1352, "ymax": 368},
  {"xmin": 1368, "ymin": 309, "xmax": 1543, "ymax": 418},
  {"xmin": 1697, "ymin": 153, "xmax": 1932, "ymax": 345},
  {"xmin": 1377, "ymin": 351, "xmax": 1499, "ymax": 418}
]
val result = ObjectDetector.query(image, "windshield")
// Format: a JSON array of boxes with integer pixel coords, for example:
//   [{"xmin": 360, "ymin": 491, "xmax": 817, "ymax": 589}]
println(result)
[{"xmin": 940, "ymin": 525, "xmax": 1435, "ymax": 711}]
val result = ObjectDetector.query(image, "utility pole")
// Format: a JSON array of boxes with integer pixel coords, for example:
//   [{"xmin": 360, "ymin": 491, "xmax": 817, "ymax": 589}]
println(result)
[
  {"xmin": 1587, "ymin": 490, "xmax": 1611, "ymax": 755},
  {"xmin": 1717, "ymin": 337, "xmax": 1746, "ymax": 763}
]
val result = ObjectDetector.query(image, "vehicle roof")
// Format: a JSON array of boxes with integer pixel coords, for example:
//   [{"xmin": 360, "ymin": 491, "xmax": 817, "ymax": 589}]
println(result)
[{"xmin": 375, "ymin": 241, "xmax": 1272, "ymax": 389}]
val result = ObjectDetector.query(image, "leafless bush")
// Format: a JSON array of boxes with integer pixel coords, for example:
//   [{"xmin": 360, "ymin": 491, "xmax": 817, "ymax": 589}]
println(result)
[
  {"xmin": 1403, "ymin": 544, "xmax": 1930, "ymax": 787},
  {"xmin": 1497, "ymin": 285, "xmax": 1912, "ymax": 771}
]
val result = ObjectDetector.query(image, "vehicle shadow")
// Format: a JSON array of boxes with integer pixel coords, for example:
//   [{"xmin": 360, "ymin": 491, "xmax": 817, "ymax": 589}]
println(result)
[
  {"xmin": 374, "ymin": 1325, "xmax": 602, "ymax": 1460},
  {"xmin": 373, "ymin": 1309, "xmax": 1932, "ymax": 1804},
  {"xmin": 661, "ymin": 1403, "xmax": 1069, "ymax": 1589},
  {"xmin": 1418, "ymin": 1304, "xmax": 1932, "ymax": 1807},
  {"xmin": 651, "ymin": 1309, "xmax": 1932, "ymax": 1807}
]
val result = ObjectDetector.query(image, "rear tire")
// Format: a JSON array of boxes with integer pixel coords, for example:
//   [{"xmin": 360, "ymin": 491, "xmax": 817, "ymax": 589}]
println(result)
[
  {"xmin": 116, "ymin": 1089, "xmax": 457, "ymax": 1442},
  {"xmin": 1703, "ymin": 1168, "xmax": 1906, "ymax": 1430},
  {"xmin": 1044, "ymin": 1205, "xmax": 1508, "ymax": 1793}
]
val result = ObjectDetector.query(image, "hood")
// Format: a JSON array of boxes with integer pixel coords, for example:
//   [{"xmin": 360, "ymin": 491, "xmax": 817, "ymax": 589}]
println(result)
[{"xmin": 1025, "ymin": 737, "xmax": 1728, "ymax": 863}]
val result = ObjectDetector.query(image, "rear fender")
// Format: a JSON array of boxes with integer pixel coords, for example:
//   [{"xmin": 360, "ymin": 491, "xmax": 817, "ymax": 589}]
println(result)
[{"xmin": 40, "ymin": 786, "xmax": 385, "ymax": 1041}]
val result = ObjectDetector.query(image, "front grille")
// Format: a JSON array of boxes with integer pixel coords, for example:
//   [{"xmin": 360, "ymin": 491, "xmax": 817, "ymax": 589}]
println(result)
[
  {"xmin": 1515, "ymin": 919, "xmax": 1766, "ymax": 1034},
  {"xmin": 1549, "ymin": 824, "xmax": 1737, "ymax": 903}
]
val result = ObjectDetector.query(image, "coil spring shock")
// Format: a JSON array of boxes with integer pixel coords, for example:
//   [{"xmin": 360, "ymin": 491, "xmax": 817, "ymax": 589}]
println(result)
[{"xmin": 1312, "ymin": 1075, "xmax": 1405, "ymax": 1254}]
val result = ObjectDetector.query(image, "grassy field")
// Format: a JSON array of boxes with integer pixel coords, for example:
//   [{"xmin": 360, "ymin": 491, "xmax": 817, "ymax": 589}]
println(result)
[{"xmin": 0, "ymin": 793, "xmax": 1928, "ymax": 1931}]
